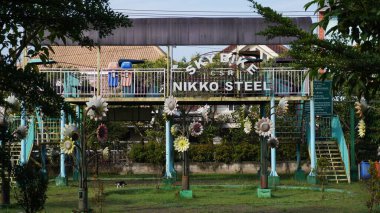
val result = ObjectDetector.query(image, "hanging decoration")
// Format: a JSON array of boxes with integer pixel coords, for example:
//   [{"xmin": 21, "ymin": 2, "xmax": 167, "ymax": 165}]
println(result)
[
  {"xmin": 358, "ymin": 119, "xmax": 366, "ymax": 138},
  {"xmin": 354, "ymin": 98, "xmax": 369, "ymax": 118}
]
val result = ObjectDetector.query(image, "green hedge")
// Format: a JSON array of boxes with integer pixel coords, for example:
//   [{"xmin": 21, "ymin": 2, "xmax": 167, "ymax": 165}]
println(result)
[{"xmin": 128, "ymin": 141, "xmax": 307, "ymax": 164}]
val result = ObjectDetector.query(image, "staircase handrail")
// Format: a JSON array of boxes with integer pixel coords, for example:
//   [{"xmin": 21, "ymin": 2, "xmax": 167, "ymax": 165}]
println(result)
[
  {"xmin": 24, "ymin": 117, "xmax": 35, "ymax": 163},
  {"xmin": 331, "ymin": 115, "xmax": 351, "ymax": 183}
]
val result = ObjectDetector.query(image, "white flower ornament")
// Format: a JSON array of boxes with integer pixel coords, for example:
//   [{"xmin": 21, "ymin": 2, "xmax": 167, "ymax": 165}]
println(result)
[
  {"xmin": 277, "ymin": 97, "xmax": 288, "ymax": 116},
  {"xmin": 60, "ymin": 136, "xmax": 75, "ymax": 154},
  {"xmin": 5, "ymin": 95, "xmax": 20, "ymax": 114},
  {"xmin": 243, "ymin": 117, "xmax": 252, "ymax": 134},
  {"xmin": 255, "ymin": 117, "xmax": 274, "ymax": 137},
  {"xmin": 86, "ymin": 96, "xmax": 108, "ymax": 121},
  {"xmin": 267, "ymin": 137, "xmax": 279, "ymax": 149},
  {"xmin": 102, "ymin": 147, "xmax": 110, "ymax": 160},
  {"xmin": 189, "ymin": 121, "xmax": 204, "ymax": 137},
  {"xmin": 174, "ymin": 136, "xmax": 190, "ymax": 152},
  {"xmin": 63, "ymin": 124, "xmax": 79, "ymax": 141},
  {"xmin": 13, "ymin": 125, "xmax": 28, "ymax": 139},
  {"xmin": 198, "ymin": 104, "xmax": 210, "ymax": 122},
  {"xmin": 164, "ymin": 96, "xmax": 178, "ymax": 116}
]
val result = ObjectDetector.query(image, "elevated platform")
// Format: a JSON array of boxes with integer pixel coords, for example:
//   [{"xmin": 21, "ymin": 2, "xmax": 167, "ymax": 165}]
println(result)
[
  {"xmin": 41, "ymin": 67, "xmax": 310, "ymax": 105},
  {"xmin": 66, "ymin": 96, "xmax": 310, "ymax": 105}
]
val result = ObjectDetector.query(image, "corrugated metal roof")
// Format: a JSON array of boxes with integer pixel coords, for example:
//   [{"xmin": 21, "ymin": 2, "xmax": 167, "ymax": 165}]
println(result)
[{"xmin": 49, "ymin": 17, "xmax": 312, "ymax": 46}]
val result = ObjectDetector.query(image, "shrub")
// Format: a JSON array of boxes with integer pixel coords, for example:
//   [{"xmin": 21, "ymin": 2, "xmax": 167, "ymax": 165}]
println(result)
[
  {"xmin": 13, "ymin": 163, "xmax": 48, "ymax": 213},
  {"xmin": 366, "ymin": 161, "xmax": 380, "ymax": 213},
  {"xmin": 128, "ymin": 142, "xmax": 165, "ymax": 165},
  {"xmin": 127, "ymin": 143, "xmax": 146, "ymax": 163},
  {"xmin": 233, "ymin": 142, "xmax": 259, "ymax": 162},
  {"xmin": 145, "ymin": 141, "xmax": 165, "ymax": 165},
  {"xmin": 189, "ymin": 144, "xmax": 214, "ymax": 162},
  {"xmin": 214, "ymin": 144, "xmax": 233, "ymax": 164}
]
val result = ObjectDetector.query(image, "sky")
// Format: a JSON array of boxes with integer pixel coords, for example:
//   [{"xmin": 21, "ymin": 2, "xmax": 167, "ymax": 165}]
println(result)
[{"xmin": 109, "ymin": 0, "xmax": 317, "ymax": 61}]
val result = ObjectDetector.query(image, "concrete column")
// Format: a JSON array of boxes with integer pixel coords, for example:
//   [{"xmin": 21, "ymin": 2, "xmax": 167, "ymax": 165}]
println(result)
[
  {"xmin": 270, "ymin": 97, "xmax": 278, "ymax": 176},
  {"xmin": 309, "ymin": 97, "xmax": 316, "ymax": 175},
  {"xmin": 165, "ymin": 120, "xmax": 175, "ymax": 178},
  {"xmin": 20, "ymin": 103, "xmax": 26, "ymax": 164},
  {"xmin": 60, "ymin": 109, "xmax": 66, "ymax": 177}
]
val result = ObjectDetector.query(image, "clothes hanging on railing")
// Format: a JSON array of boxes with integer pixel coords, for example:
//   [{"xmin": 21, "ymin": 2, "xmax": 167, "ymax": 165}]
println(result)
[{"xmin": 108, "ymin": 71, "xmax": 119, "ymax": 87}]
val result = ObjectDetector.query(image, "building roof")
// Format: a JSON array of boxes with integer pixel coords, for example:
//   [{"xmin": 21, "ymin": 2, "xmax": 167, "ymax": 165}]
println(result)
[{"xmin": 36, "ymin": 46, "xmax": 166, "ymax": 68}]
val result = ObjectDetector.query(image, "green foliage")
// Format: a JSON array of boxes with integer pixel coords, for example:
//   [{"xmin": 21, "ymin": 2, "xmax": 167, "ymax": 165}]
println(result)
[
  {"xmin": 366, "ymin": 161, "xmax": 380, "ymax": 213},
  {"xmin": 249, "ymin": 0, "xmax": 380, "ymax": 100},
  {"xmin": 198, "ymin": 125, "xmax": 219, "ymax": 144},
  {"xmin": 189, "ymin": 144, "xmax": 215, "ymax": 162},
  {"xmin": 13, "ymin": 163, "xmax": 49, "ymax": 213},
  {"xmin": 0, "ymin": 0, "xmax": 131, "ymax": 116},
  {"xmin": 128, "ymin": 141, "xmax": 165, "ymax": 166},
  {"xmin": 135, "ymin": 57, "xmax": 168, "ymax": 68},
  {"xmin": 317, "ymin": 157, "xmax": 330, "ymax": 200},
  {"xmin": 145, "ymin": 129, "xmax": 165, "ymax": 144},
  {"xmin": 214, "ymin": 143, "xmax": 234, "ymax": 164},
  {"xmin": 226, "ymin": 128, "xmax": 252, "ymax": 145},
  {"xmin": 232, "ymin": 142, "xmax": 259, "ymax": 162},
  {"xmin": 127, "ymin": 143, "xmax": 145, "ymax": 163},
  {"xmin": 92, "ymin": 177, "xmax": 106, "ymax": 213},
  {"xmin": 145, "ymin": 141, "xmax": 165, "ymax": 165}
]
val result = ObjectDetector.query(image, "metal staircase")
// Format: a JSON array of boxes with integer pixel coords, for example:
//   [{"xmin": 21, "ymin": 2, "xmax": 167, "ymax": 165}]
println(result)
[
  {"xmin": 316, "ymin": 141, "xmax": 349, "ymax": 183},
  {"xmin": 0, "ymin": 141, "xmax": 21, "ymax": 185}
]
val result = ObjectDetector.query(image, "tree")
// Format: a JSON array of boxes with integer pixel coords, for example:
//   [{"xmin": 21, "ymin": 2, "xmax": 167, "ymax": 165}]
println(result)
[
  {"xmin": 0, "ymin": 0, "xmax": 131, "ymax": 205},
  {"xmin": 248, "ymin": 0, "xmax": 380, "ymax": 100},
  {"xmin": 0, "ymin": 0, "xmax": 131, "ymax": 114}
]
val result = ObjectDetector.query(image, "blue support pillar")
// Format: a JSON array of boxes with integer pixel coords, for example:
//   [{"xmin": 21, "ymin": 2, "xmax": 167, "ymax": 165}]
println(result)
[
  {"xmin": 73, "ymin": 105, "xmax": 81, "ymax": 181},
  {"xmin": 268, "ymin": 97, "xmax": 279, "ymax": 186},
  {"xmin": 20, "ymin": 103, "xmax": 26, "ymax": 165},
  {"xmin": 56, "ymin": 109, "xmax": 67, "ymax": 186},
  {"xmin": 307, "ymin": 97, "xmax": 317, "ymax": 184},
  {"xmin": 60, "ymin": 110, "xmax": 66, "ymax": 177},
  {"xmin": 163, "ymin": 120, "xmax": 176, "ymax": 188}
]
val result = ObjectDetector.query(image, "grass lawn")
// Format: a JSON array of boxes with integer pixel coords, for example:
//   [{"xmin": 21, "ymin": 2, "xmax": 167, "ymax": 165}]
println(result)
[{"xmin": 2, "ymin": 174, "xmax": 379, "ymax": 213}]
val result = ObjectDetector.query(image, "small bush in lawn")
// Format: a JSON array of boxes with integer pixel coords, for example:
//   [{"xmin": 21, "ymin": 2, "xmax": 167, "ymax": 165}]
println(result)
[
  {"xmin": 317, "ymin": 157, "xmax": 330, "ymax": 200},
  {"xmin": 366, "ymin": 161, "xmax": 380, "ymax": 213},
  {"xmin": 13, "ymin": 163, "xmax": 48, "ymax": 213}
]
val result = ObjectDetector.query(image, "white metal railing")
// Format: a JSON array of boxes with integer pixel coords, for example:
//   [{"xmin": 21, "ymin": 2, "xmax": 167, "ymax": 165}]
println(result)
[
  {"xmin": 40, "ymin": 68, "xmax": 97, "ymax": 98},
  {"xmin": 40, "ymin": 68, "xmax": 308, "ymax": 98},
  {"xmin": 40, "ymin": 68, "xmax": 166, "ymax": 98},
  {"xmin": 99, "ymin": 68, "xmax": 165, "ymax": 98}
]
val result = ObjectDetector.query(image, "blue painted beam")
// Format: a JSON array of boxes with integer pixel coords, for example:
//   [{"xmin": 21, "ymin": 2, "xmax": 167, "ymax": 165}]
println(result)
[
  {"xmin": 60, "ymin": 109, "xmax": 66, "ymax": 177},
  {"xmin": 270, "ymin": 97, "xmax": 278, "ymax": 176}
]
